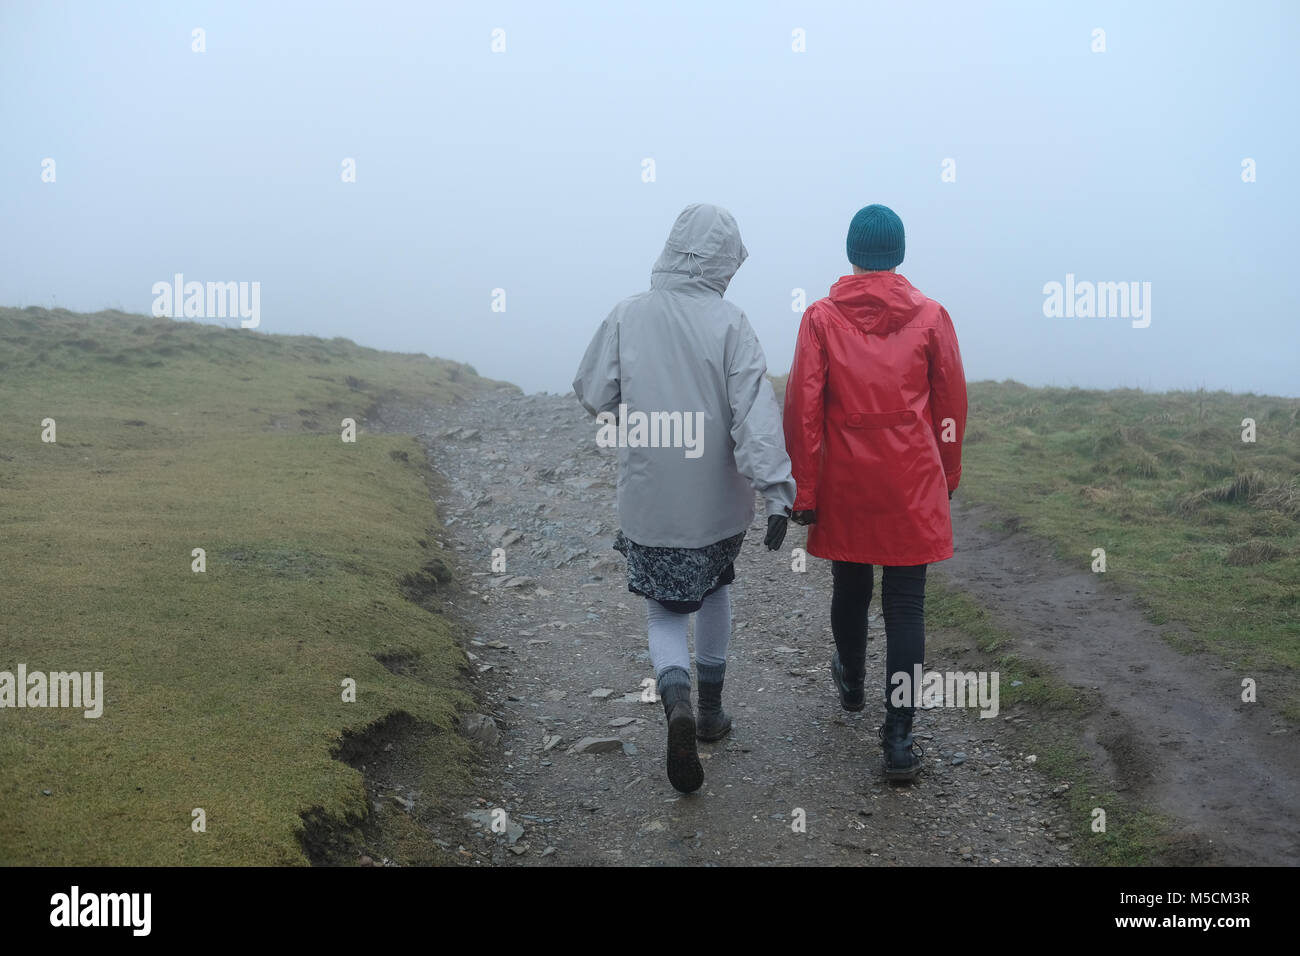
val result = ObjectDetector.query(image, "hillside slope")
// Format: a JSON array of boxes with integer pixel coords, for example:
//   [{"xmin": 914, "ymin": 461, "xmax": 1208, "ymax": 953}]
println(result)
[{"xmin": 0, "ymin": 307, "xmax": 495, "ymax": 864}]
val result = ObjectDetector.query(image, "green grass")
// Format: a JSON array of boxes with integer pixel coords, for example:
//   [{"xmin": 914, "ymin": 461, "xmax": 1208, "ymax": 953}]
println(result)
[
  {"xmin": 957, "ymin": 381, "xmax": 1300, "ymax": 718},
  {"xmin": 0, "ymin": 307, "xmax": 491, "ymax": 865}
]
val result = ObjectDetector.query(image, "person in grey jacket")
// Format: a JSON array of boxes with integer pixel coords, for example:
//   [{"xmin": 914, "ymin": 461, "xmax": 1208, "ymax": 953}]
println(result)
[{"xmin": 573, "ymin": 203, "xmax": 795, "ymax": 794}]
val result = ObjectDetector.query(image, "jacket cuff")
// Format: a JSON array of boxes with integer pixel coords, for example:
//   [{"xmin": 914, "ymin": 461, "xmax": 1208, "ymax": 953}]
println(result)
[
  {"xmin": 946, "ymin": 467, "xmax": 961, "ymax": 493},
  {"xmin": 764, "ymin": 496, "xmax": 793, "ymax": 519}
]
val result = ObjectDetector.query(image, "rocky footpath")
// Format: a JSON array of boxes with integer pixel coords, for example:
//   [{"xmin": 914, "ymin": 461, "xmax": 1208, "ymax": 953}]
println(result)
[{"xmin": 375, "ymin": 388, "xmax": 1076, "ymax": 866}]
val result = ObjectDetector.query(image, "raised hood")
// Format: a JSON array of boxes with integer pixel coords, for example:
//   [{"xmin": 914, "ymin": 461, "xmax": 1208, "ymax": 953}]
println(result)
[{"xmin": 650, "ymin": 203, "xmax": 748, "ymax": 296}]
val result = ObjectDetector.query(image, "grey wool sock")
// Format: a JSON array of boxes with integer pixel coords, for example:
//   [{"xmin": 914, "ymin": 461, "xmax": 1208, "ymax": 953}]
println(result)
[
  {"xmin": 656, "ymin": 666, "xmax": 691, "ymax": 694},
  {"xmin": 696, "ymin": 661, "xmax": 725, "ymax": 685}
]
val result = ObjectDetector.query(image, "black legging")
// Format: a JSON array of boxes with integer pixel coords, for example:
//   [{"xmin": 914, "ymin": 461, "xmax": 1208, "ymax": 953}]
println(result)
[{"xmin": 831, "ymin": 562, "xmax": 927, "ymax": 711}]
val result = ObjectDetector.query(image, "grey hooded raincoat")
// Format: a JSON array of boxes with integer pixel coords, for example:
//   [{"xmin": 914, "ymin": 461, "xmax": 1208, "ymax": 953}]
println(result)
[{"xmin": 573, "ymin": 204, "xmax": 795, "ymax": 549}]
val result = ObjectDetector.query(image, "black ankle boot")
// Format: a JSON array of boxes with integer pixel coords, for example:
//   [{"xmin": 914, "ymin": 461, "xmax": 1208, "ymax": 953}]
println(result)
[
  {"xmin": 695, "ymin": 663, "xmax": 732, "ymax": 742},
  {"xmin": 657, "ymin": 668, "xmax": 703, "ymax": 793},
  {"xmin": 879, "ymin": 707, "xmax": 923, "ymax": 781},
  {"xmin": 830, "ymin": 651, "xmax": 865, "ymax": 712}
]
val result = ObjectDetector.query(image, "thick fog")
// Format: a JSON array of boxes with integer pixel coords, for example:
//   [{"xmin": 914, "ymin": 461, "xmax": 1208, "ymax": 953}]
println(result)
[{"xmin": 2, "ymin": 0, "xmax": 1296, "ymax": 395}]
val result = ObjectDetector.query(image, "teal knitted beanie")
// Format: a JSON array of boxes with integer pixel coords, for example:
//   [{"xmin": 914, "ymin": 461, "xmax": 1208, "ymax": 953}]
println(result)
[{"xmin": 846, "ymin": 204, "xmax": 905, "ymax": 271}]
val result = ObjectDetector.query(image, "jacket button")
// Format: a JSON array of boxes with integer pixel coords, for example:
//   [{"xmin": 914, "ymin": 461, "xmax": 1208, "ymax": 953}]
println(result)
[{"xmin": 848, "ymin": 413, "xmax": 862, "ymax": 426}]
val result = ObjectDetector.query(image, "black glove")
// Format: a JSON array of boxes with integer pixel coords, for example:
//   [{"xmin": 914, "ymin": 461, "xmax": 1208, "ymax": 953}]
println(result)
[
  {"xmin": 789, "ymin": 509, "xmax": 817, "ymax": 526},
  {"xmin": 948, "ymin": 489, "xmax": 954, "ymax": 500},
  {"xmin": 764, "ymin": 514, "xmax": 788, "ymax": 551}
]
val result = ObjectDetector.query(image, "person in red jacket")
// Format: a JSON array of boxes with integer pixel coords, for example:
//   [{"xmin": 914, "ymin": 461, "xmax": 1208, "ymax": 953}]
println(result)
[{"xmin": 783, "ymin": 204, "xmax": 967, "ymax": 781}]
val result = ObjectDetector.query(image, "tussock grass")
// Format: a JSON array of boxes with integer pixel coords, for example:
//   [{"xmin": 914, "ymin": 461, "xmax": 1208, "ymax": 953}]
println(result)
[
  {"xmin": 1225, "ymin": 540, "xmax": 1287, "ymax": 567},
  {"xmin": 955, "ymin": 381, "xmax": 1300, "ymax": 718}
]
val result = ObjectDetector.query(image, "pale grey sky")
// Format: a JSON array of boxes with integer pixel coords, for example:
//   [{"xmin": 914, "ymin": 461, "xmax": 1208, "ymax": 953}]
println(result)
[{"xmin": 2, "ymin": 0, "xmax": 1296, "ymax": 395}]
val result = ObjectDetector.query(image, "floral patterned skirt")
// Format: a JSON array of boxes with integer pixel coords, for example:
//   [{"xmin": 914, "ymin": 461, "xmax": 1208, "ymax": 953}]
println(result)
[{"xmin": 613, "ymin": 529, "xmax": 746, "ymax": 613}]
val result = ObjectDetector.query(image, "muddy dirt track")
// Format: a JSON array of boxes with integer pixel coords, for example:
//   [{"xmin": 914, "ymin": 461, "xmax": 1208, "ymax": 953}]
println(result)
[
  {"xmin": 941, "ymin": 503, "xmax": 1300, "ymax": 864},
  {"xmin": 375, "ymin": 387, "xmax": 1298, "ymax": 866}
]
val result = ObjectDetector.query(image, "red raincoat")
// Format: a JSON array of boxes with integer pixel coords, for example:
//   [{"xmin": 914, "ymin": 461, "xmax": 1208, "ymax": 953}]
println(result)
[{"xmin": 783, "ymin": 272, "xmax": 967, "ymax": 566}]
